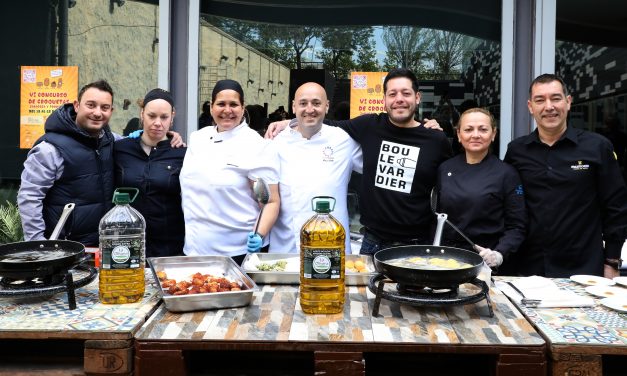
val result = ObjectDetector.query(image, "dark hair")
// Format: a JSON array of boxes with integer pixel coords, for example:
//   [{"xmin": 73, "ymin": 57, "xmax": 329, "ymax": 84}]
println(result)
[
  {"xmin": 202, "ymin": 101, "xmax": 211, "ymax": 113},
  {"xmin": 78, "ymin": 79, "xmax": 114, "ymax": 102},
  {"xmin": 211, "ymin": 79, "xmax": 244, "ymax": 104},
  {"xmin": 529, "ymin": 74, "xmax": 569, "ymax": 97},
  {"xmin": 143, "ymin": 88, "xmax": 174, "ymax": 109},
  {"xmin": 383, "ymin": 68, "xmax": 419, "ymax": 93}
]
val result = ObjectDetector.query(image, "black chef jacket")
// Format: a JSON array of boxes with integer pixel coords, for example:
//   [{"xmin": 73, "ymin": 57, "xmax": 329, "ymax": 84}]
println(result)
[
  {"xmin": 504, "ymin": 126, "xmax": 627, "ymax": 277},
  {"xmin": 114, "ymin": 137, "xmax": 187, "ymax": 258},
  {"xmin": 437, "ymin": 154, "xmax": 526, "ymax": 258}
]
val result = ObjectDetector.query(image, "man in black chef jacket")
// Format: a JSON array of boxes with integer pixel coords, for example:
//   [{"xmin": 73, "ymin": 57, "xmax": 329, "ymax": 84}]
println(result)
[{"xmin": 504, "ymin": 73, "xmax": 627, "ymax": 278}]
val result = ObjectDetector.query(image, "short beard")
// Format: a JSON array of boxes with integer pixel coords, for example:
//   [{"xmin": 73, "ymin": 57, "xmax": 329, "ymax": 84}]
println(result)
[{"xmin": 387, "ymin": 111, "xmax": 416, "ymax": 126}]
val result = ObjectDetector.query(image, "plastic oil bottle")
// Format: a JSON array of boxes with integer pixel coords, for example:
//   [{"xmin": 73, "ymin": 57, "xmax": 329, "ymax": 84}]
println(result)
[
  {"xmin": 99, "ymin": 188, "xmax": 146, "ymax": 304},
  {"xmin": 299, "ymin": 196, "xmax": 346, "ymax": 314}
]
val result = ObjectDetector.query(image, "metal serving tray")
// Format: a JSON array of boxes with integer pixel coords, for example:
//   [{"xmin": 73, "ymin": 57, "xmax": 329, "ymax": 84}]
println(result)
[
  {"xmin": 148, "ymin": 255, "xmax": 258, "ymax": 312},
  {"xmin": 241, "ymin": 253, "xmax": 376, "ymax": 285}
]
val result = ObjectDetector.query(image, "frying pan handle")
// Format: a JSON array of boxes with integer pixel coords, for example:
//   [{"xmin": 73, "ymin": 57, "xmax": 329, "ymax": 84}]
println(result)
[
  {"xmin": 49, "ymin": 203, "xmax": 75, "ymax": 240},
  {"xmin": 433, "ymin": 213, "xmax": 447, "ymax": 246}
]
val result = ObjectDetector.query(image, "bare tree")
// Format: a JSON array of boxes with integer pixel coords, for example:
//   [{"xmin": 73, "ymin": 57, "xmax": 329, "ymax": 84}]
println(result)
[
  {"xmin": 431, "ymin": 30, "xmax": 479, "ymax": 77},
  {"xmin": 317, "ymin": 27, "xmax": 378, "ymax": 79},
  {"xmin": 382, "ymin": 26, "xmax": 433, "ymax": 72}
]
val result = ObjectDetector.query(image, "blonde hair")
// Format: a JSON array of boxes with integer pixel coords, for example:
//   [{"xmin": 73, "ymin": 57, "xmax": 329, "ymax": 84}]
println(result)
[{"xmin": 456, "ymin": 107, "xmax": 497, "ymax": 131}]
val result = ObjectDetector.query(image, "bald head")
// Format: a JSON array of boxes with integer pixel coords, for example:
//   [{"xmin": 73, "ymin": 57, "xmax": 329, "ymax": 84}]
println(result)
[{"xmin": 292, "ymin": 82, "xmax": 329, "ymax": 139}]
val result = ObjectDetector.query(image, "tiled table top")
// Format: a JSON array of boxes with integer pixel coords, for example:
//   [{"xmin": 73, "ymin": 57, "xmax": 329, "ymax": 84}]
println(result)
[
  {"xmin": 0, "ymin": 269, "xmax": 161, "ymax": 340},
  {"xmin": 499, "ymin": 277, "xmax": 627, "ymax": 349},
  {"xmin": 136, "ymin": 283, "xmax": 544, "ymax": 347}
]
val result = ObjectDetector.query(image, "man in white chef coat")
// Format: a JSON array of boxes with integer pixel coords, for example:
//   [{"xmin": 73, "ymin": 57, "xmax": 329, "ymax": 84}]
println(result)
[{"xmin": 269, "ymin": 82, "xmax": 362, "ymax": 253}]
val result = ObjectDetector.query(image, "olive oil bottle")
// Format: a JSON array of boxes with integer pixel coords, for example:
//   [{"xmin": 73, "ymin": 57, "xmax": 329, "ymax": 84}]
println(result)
[
  {"xmin": 99, "ymin": 188, "xmax": 146, "ymax": 304},
  {"xmin": 300, "ymin": 196, "xmax": 345, "ymax": 314}
]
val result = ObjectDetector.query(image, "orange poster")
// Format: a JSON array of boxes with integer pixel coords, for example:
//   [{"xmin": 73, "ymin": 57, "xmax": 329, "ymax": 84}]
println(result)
[
  {"xmin": 20, "ymin": 66, "xmax": 78, "ymax": 149},
  {"xmin": 349, "ymin": 71, "xmax": 388, "ymax": 118}
]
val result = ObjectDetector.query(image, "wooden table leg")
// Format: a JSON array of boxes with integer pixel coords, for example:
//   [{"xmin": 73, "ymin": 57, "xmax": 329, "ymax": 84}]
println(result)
[
  {"xmin": 314, "ymin": 351, "xmax": 365, "ymax": 376},
  {"xmin": 134, "ymin": 349, "xmax": 186, "ymax": 376},
  {"xmin": 496, "ymin": 352, "xmax": 547, "ymax": 376},
  {"xmin": 84, "ymin": 339, "xmax": 133, "ymax": 375},
  {"xmin": 551, "ymin": 353, "xmax": 602, "ymax": 376}
]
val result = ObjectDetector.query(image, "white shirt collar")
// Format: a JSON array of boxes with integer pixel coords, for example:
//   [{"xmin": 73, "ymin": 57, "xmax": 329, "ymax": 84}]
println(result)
[{"xmin": 210, "ymin": 121, "xmax": 248, "ymax": 142}]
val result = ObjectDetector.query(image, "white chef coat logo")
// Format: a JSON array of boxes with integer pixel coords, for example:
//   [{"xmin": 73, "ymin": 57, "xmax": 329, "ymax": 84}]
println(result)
[
  {"xmin": 375, "ymin": 141, "xmax": 419, "ymax": 193},
  {"xmin": 322, "ymin": 146, "xmax": 334, "ymax": 162}
]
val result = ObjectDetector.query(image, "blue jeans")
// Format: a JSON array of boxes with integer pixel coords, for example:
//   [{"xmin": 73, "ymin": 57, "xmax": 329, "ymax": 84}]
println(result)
[{"xmin": 359, "ymin": 230, "xmax": 427, "ymax": 256}]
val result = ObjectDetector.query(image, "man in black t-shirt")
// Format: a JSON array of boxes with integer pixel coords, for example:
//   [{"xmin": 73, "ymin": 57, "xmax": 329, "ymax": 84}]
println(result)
[
  {"xmin": 266, "ymin": 69, "xmax": 451, "ymax": 255},
  {"xmin": 329, "ymin": 69, "xmax": 452, "ymax": 254}
]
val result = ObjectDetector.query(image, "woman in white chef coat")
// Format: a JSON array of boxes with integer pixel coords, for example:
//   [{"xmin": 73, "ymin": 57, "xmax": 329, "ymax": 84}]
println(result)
[{"xmin": 180, "ymin": 79, "xmax": 280, "ymax": 264}]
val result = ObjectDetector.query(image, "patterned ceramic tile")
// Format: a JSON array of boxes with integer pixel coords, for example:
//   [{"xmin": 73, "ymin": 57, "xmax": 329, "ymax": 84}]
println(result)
[
  {"xmin": 0, "ymin": 270, "xmax": 161, "ymax": 335},
  {"xmin": 497, "ymin": 277, "xmax": 627, "ymax": 348}
]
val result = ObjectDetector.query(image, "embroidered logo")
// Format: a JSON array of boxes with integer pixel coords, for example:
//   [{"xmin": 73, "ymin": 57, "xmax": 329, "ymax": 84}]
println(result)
[
  {"xmin": 322, "ymin": 146, "xmax": 334, "ymax": 162},
  {"xmin": 515, "ymin": 184, "xmax": 524, "ymax": 195},
  {"xmin": 570, "ymin": 160, "xmax": 589, "ymax": 171}
]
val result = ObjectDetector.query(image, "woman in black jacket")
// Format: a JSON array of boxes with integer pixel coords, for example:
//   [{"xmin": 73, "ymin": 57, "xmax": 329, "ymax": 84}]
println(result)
[
  {"xmin": 436, "ymin": 108, "xmax": 527, "ymax": 271},
  {"xmin": 114, "ymin": 89, "xmax": 186, "ymax": 257}
]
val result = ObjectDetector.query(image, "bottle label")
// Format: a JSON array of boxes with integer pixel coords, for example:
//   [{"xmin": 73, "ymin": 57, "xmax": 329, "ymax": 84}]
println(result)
[
  {"xmin": 101, "ymin": 237, "xmax": 144, "ymax": 270},
  {"xmin": 303, "ymin": 247, "xmax": 342, "ymax": 279}
]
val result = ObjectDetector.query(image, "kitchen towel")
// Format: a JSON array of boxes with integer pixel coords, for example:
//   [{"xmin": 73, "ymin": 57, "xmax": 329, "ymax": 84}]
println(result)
[{"xmin": 496, "ymin": 276, "xmax": 595, "ymax": 308}]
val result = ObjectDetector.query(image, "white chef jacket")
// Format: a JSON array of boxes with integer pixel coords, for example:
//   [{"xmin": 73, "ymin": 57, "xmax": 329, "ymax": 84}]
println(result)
[
  {"xmin": 180, "ymin": 122, "xmax": 279, "ymax": 257},
  {"xmin": 269, "ymin": 124, "xmax": 362, "ymax": 253}
]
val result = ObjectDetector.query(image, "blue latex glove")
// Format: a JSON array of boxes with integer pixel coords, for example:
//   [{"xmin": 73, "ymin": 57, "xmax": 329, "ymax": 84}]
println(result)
[
  {"xmin": 128, "ymin": 129, "xmax": 143, "ymax": 138},
  {"xmin": 247, "ymin": 232, "xmax": 263, "ymax": 253}
]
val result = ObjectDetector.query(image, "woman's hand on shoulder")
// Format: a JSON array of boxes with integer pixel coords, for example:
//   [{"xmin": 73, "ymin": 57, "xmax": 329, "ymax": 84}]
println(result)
[{"xmin": 167, "ymin": 131, "xmax": 186, "ymax": 148}]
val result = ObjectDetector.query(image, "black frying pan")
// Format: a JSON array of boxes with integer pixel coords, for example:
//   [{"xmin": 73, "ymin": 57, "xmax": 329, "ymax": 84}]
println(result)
[
  {"xmin": 374, "ymin": 244, "xmax": 483, "ymax": 288},
  {"xmin": 0, "ymin": 203, "xmax": 86, "ymax": 279},
  {"xmin": 0, "ymin": 240, "xmax": 86, "ymax": 279},
  {"xmin": 373, "ymin": 212, "xmax": 484, "ymax": 289}
]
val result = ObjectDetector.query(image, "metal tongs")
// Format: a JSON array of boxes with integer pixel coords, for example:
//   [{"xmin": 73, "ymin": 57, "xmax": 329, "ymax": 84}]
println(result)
[
  {"xmin": 430, "ymin": 188, "xmax": 478, "ymax": 251},
  {"xmin": 506, "ymin": 281, "xmax": 542, "ymax": 307}
]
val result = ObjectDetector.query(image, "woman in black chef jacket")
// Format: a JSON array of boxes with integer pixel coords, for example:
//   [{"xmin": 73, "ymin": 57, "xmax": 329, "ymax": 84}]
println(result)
[
  {"xmin": 114, "ymin": 88, "xmax": 186, "ymax": 257},
  {"xmin": 435, "ymin": 108, "xmax": 526, "ymax": 271}
]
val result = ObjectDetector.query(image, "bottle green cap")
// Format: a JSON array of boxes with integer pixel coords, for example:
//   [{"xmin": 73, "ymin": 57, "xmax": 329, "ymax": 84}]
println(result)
[
  {"xmin": 113, "ymin": 192, "xmax": 130, "ymax": 205},
  {"xmin": 112, "ymin": 187, "xmax": 139, "ymax": 204},
  {"xmin": 315, "ymin": 200, "xmax": 331, "ymax": 213}
]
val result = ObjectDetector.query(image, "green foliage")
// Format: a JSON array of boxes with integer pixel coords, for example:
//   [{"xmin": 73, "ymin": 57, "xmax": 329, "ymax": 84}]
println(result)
[
  {"xmin": 318, "ymin": 26, "xmax": 379, "ymax": 79},
  {"xmin": 0, "ymin": 201, "xmax": 23, "ymax": 244}
]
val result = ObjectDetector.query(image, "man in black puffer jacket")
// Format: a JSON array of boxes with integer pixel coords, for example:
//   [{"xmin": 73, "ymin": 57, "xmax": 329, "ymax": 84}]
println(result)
[{"xmin": 18, "ymin": 80, "xmax": 117, "ymax": 246}]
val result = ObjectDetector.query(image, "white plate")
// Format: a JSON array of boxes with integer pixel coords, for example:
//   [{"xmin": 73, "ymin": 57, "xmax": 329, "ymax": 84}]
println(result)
[
  {"xmin": 613, "ymin": 276, "xmax": 627, "ymax": 287},
  {"xmin": 600, "ymin": 297, "xmax": 627, "ymax": 312},
  {"xmin": 585, "ymin": 285, "xmax": 627, "ymax": 298},
  {"xmin": 570, "ymin": 274, "xmax": 616, "ymax": 286}
]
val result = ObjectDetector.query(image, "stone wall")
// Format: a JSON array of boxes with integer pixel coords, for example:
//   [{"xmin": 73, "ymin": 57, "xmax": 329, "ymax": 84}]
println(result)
[
  {"xmin": 199, "ymin": 23, "xmax": 290, "ymax": 115},
  {"xmin": 68, "ymin": 0, "xmax": 159, "ymax": 133}
]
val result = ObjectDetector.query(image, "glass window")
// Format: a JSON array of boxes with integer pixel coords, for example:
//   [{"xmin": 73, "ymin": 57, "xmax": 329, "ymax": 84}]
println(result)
[
  {"xmin": 199, "ymin": 12, "xmax": 501, "ymax": 238},
  {"xmin": 556, "ymin": 9, "xmax": 627, "ymax": 181}
]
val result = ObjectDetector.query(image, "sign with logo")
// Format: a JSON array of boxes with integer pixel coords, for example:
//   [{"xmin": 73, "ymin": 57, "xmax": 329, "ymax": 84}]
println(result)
[
  {"xmin": 350, "ymin": 71, "xmax": 388, "ymax": 118},
  {"xmin": 375, "ymin": 140, "xmax": 419, "ymax": 193},
  {"xmin": 20, "ymin": 66, "xmax": 79, "ymax": 149}
]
